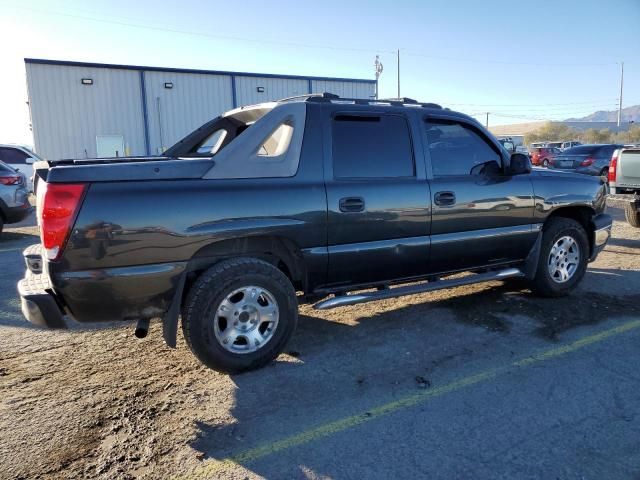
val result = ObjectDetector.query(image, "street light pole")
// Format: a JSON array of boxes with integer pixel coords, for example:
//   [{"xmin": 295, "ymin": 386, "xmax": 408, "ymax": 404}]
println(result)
[
  {"xmin": 486, "ymin": 112, "xmax": 489, "ymax": 129},
  {"xmin": 397, "ymin": 49, "xmax": 400, "ymax": 99}
]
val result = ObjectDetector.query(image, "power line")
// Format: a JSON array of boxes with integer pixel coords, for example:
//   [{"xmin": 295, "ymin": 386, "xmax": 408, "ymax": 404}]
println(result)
[
  {"xmin": 446, "ymin": 99, "xmax": 621, "ymax": 107},
  {"xmin": 7, "ymin": 4, "xmax": 396, "ymax": 55},
  {"xmin": 402, "ymin": 50, "xmax": 619, "ymax": 67},
  {"xmin": 6, "ymin": 4, "xmax": 626, "ymax": 69}
]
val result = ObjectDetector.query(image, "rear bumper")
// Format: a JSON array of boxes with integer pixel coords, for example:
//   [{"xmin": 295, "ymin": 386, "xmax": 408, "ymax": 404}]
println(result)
[
  {"xmin": 18, "ymin": 272, "xmax": 68, "ymax": 329},
  {"xmin": 17, "ymin": 244, "xmax": 187, "ymax": 328},
  {"xmin": 590, "ymin": 213, "xmax": 612, "ymax": 261}
]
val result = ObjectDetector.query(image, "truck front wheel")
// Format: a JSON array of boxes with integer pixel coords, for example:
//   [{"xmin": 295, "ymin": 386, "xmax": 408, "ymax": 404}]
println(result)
[
  {"xmin": 529, "ymin": 217, "xmax": 589, "ymax": 297},
  {"xmin": 181, "ymin": 258, "xmax": 298, "ymax": 373}
]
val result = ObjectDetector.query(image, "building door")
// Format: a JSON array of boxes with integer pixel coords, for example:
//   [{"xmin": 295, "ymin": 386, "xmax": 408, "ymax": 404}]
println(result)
[{"xmin": 96, "ymin": 135, "xmax": 125, "ymax": 158}]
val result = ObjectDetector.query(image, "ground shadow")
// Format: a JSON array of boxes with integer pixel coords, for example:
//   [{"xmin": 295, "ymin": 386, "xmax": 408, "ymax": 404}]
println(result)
[
  {"xmin": 608, "ymin": 236, "xmax": 640, "ymax": 249},
  {"xmin": 189, "ymin": 267, "xmax": 640, "ymax": 477}
]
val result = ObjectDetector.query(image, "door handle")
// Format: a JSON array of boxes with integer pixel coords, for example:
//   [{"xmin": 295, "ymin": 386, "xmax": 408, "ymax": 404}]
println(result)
[
  {"xmin": 434, "ymin": 191, "xmax": 456, "ymax": 206},
  {"xmin": 339, "ymin": 197, "xmax": 365, "ymax": 213}
]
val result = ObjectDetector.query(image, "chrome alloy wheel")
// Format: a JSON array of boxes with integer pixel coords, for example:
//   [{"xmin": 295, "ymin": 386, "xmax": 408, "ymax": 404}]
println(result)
[
  {"xmin": 547, "ymin": 236, "xmax": 580, "ymax": 283},
  {"xmin": 213, "ymin": 286, "xmax": 279, "ymax": 354}
]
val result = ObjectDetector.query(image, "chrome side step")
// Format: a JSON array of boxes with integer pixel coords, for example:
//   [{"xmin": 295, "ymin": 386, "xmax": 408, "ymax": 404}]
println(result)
[{"xmin": 313, "ymin": 268, "xmax": 524, "ymax": 310}]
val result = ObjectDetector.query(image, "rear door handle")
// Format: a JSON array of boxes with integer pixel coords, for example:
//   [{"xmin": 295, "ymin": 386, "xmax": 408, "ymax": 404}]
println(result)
[
  {"xmin": 339, "ymin": 197, "xmax": 365, "ymax": 213},
  {"xmin": 434, "ymin": 191, "xmax": 456, "ymax": 206}
]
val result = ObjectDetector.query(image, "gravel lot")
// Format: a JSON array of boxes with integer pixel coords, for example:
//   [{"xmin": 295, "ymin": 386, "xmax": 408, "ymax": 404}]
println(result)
[{"xmin": 1, "ymin": 208, "xmax": 639, "ymax": 479}]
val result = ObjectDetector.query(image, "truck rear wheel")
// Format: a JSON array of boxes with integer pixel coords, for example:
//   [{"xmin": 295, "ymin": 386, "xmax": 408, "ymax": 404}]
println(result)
[
  {"xmin": 529, "ymin": 217, "xmax": 588, "ymax": 297},
  {"xmin": 624, "ymin": 202, "xmax": 640, "ymax": 228},
  {"xmin": 181, "ymin": 258, "xmax": 298, "ymax": 373}
]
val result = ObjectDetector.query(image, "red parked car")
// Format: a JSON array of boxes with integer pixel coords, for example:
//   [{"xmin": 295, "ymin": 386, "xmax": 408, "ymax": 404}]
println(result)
[{"xmin": 530, "ymin": 147, "xmax": 560, "ymax": 167}]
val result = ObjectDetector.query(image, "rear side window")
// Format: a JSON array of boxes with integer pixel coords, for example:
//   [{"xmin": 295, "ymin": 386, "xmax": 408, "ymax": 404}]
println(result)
[
  {"xmin": 425, "ymin": 121, "xmax": 501, "ymax": 176},
  {"xmin": 0, "ymin": 147, "xmax": 29, "ymax": 164},
  {"xmin": 332, "ymin": 115, "xmax": 414, "ymax": 178},
  {"xmin": 598, "ymin": 145, "xmax": 619, "ymax": 158}
]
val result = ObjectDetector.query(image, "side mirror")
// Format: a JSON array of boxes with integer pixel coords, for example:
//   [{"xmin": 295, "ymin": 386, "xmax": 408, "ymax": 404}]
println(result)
[
  {"xmin": 25, "ymin": 157, "xmax": 36, "ymax": 164},
  {"xmin": 508, "ymin": 153, "xmax": 532, "ymax": 176}
]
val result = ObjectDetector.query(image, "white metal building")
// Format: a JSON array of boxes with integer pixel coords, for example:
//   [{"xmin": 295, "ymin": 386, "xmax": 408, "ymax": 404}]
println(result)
[{"xmin": 25, "ymin": 58, "xmax": 376, "ymax": 160}]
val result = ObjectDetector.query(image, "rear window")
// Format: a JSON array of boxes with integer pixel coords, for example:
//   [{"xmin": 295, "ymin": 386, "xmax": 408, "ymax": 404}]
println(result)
[
  {"xmin": 0, "ymin": 161, "xmax": 17, "ymax": 173},
  {"xmin": 562, "ymin": 146, "xmax": 600, "ymax": 155}
]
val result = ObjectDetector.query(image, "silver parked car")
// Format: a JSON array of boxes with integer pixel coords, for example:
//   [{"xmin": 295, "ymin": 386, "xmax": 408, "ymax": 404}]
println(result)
[
  {"xmin": 0, "ymin": 144, "xmax": 44, "ymax": 192},
  {"xmin": 0, "ymin": 161, "xmax": 31, "ymax": 233}
]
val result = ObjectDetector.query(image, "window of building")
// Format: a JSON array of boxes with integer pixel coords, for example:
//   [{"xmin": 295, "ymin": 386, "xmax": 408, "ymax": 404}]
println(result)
[{"xmin": 332, "ymin": 115, "xmax": 414, "ymax": 178}]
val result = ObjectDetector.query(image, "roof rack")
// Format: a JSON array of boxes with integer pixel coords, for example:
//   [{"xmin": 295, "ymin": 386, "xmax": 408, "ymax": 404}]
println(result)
[{"xmin": 301, "ymin": 92, "xmax": 442, "ymax": 109}]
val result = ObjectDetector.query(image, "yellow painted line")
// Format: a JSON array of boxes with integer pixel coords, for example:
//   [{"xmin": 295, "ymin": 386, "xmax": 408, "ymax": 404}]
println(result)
[{"xmin": 180, "ymin": 319, "xmax": 640, "ymax": 480}]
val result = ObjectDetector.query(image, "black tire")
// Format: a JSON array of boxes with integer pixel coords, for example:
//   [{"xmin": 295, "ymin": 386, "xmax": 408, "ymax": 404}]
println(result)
[
  {"xmin": 0, "ymin": 216, "xmax": 3, "ymax": 234},
  {"xmin": 625, "ymin": 203, "xmax": 640, "ymax": 228},
  {"xmin": 181, "ymin": 257, "xmax": 298, "ymax": 373},
  {"xmin": 542, "ymin": 158, "xmax": 549, "ymax": 168},
  {"xmin": 529, "ymin": 217, "xmax": 589, "ymax": 297}
]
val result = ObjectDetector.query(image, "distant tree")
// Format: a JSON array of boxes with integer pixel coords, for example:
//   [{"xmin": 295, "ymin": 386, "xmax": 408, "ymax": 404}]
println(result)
[
  {"xmin": 524, "ymin": 122, "xmax": 576, "ymax": 145},
  {"xmin": 581, "ymin": 128, "xmax": 612, "ymax": 144},
  {"xmin": 613, "ymin": 125, "xmax": 640, "ymax": 144}
]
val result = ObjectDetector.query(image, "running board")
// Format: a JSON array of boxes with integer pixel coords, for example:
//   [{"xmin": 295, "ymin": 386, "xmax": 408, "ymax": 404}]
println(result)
[{"xmin": 313, "ymin": 268, "xmax": 524, "ymax": 310}]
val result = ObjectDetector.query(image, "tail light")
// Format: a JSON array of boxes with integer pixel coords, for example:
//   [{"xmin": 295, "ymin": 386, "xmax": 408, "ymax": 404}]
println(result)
[
  {"xmin": 609, "ymin": 151, "xmax": 618, "ymax": 183},
  {"xmin": 0, "ymin": 175, "xmax": 22, "ymax": 185},
  {"xmin": 580, "ymin": 156, "xmax": 595, "ymax": 166},
  {"xmin": 39, "ymin": 183, "xmax": 86, "ymax": 260}
]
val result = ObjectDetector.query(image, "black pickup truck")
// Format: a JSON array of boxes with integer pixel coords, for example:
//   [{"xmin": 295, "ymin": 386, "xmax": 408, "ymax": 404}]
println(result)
[{"xmin": 19, "ymin": 94, "xmax": 612, "ymax": 373}]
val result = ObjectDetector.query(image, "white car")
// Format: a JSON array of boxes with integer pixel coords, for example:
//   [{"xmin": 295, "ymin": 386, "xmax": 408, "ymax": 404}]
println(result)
[{"xmin": 0, "ymin": 145, "xmax": 44, "ymax": 191}]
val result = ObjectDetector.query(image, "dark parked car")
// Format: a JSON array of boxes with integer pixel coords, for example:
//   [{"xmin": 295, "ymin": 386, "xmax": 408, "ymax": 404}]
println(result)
[
  {"xmin": 530, "ymin": 147, "xmax": 560, "ymax": 167},
  {"xmin": 0, "ymin": 161, "xmax": 31, "ymax": 233},
  {"xmin": 18, "ymin": 94, "xmax": 612, "ymax": 373},
  {"xmin": 550, "ymin": 144, "xmax": 623, "ymax": 177}
]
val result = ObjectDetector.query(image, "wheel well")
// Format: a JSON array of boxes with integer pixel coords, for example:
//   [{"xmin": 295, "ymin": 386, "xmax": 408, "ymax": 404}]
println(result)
[
  {"xmin": 186, "ymin": 236, "xmax": 306, "ymax": 291},
  {"xmin": 545, "ymin": 206, "xmax": 595, "ymax": 253}
]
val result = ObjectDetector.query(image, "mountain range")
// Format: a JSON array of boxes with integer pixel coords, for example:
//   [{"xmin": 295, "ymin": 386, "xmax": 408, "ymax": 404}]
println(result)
[{"xmin": 565, "ymin": 104, "xmax": 640, "ymax": 122}]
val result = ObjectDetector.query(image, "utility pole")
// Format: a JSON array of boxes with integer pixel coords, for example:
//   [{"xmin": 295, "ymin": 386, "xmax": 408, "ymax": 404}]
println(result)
[
  {"xmin": 617, "ymin": 61, "xmax": 624, "ymax": 127},
  {"xmin": 486, "ymin": 112, "xmax": 489, "ymax": 129},
  {"xmin": 397, "ymin": 49, "xmax": 401, "ymax": 99},
  {"xmin": 374, "ymin": 55, "xmax": 383, "ymax": 100}
]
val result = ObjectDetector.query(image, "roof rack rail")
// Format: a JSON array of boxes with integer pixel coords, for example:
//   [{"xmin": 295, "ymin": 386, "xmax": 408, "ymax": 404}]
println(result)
[{"xmin": 304, "ymin": 93, "xmax": 442, "ymax": 109}]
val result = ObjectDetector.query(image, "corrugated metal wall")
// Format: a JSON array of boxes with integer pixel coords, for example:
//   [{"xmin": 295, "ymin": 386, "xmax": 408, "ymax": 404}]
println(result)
[
  {"xmin": 26, "ymin": 63, "xmax": 147, "ymax": 160},
  {"xmin": 25, "ymin": 61, "xmax": 376, "ymax": 160},
  {"xmin": 235, "ymin": 76, "xmax": 309, "ymax": 106},
  {"xmin": 143, "ymin": 71, "xmax": 233, "ymax": 154},
  {"xmin": 311, "ymin": 80, "xmax": 375, "ymax": 99}
]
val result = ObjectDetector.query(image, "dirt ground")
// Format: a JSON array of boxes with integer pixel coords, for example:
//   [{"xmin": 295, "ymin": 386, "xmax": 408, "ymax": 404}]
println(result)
[{"xmin": 1, "ymin": 209, "xmax": 639, "ymax": 479}]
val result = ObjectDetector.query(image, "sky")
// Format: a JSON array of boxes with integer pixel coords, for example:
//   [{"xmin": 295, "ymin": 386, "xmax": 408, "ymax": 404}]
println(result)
[{"xmin": 0, "ymin": 0, "xmax": 639, "ymax": 146}]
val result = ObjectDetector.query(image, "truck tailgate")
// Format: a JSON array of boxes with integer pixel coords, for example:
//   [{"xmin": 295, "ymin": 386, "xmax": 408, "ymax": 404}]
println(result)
[{"xmin": 618, "ymin": 150, "xmax": 640, "ymax": 187}]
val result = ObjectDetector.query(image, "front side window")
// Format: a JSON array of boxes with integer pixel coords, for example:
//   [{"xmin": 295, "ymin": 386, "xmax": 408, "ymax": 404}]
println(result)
[
  {"xmin": 332, "ymin": 114, "xmax": 414, "ymax": 178},
  {"xmin": 425, "ymin": 121, "xmax": 501, "ymax": 176}
]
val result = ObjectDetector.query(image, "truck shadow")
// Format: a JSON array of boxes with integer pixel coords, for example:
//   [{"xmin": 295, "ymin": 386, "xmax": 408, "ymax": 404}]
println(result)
[{"xmin": 188, "ymin": 267, "xmax": 640, "ymax": 477}]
